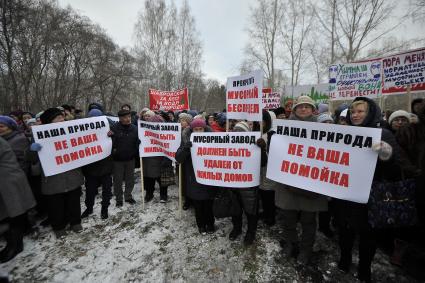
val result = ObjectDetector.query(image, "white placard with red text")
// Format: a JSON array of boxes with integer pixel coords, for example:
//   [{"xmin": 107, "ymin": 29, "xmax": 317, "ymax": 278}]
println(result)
[
  {"xmin": 33, "ymin": 117, "xmax": 112, "ymax": 176},
  {"xmin": 226, "ymin": 70, "xmax": 263, "ymax": 121},
  {"xmin": 266, "ymin": 119, "xmax": 381, "ymax": 203},
  {"xmin": 190, "ymin": 132, "xmax": 261, "ymax": 188},
  {"xmin": 138, "ymin": 121, "xmax": 181, "ymax": 162}
]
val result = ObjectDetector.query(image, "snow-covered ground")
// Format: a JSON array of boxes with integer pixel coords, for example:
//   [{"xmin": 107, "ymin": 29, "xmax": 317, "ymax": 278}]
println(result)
[{"xmin": 0, "ymin": 175, "xmax": 420, "ymax": 282}]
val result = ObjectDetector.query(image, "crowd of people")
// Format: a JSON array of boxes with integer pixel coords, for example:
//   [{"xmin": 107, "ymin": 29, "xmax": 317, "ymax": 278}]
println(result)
[{"xmin": 0, "ymin": 96, "xmax": 424, "ymax": 283}]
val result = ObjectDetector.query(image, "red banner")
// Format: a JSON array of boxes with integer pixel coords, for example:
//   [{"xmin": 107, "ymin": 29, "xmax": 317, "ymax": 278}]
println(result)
[{"xmin": 149, "ymin": 88, "xmax": 189, "ymax": 111}]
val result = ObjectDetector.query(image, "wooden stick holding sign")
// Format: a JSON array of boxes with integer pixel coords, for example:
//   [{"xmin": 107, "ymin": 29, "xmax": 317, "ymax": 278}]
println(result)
[
  {"xmin": 178, "ymin": 164, "xmax": 183, "ymax": 217},
  {"xmin": 140, "ymin": 157, "xmax": 145, "ymax": 210},
  {"xmin": 407, "ymin": 85, "xmax": 412, "ymax": 112}
]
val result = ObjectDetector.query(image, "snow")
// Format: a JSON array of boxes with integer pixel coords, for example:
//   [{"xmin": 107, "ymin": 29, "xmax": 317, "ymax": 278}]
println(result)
[{"xmin": 0, "ymin": 174, "xmax": 420, "ymax": 282}]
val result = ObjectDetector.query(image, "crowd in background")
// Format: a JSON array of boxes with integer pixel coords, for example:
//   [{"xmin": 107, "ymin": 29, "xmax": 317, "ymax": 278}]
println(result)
[{"xmin": 1, "ymin": 96, "xmax": 424, "ymax": 283}]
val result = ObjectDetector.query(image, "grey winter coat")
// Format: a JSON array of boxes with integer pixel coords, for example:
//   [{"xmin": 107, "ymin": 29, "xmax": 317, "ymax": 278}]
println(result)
[
  {"xmin": 2, "ymin": 130, "xmax": 30, "ymax": 174},
  {"xmin": 274, "ymin": 113, "xmax": 328, "ymax": 212},
  {"xmin": 0, "ymin": 137, "xmax": 35, "ymax": 221},
  {"xmin": 41, "ymin": 168, "xmax": 85, "ymax": 195}
]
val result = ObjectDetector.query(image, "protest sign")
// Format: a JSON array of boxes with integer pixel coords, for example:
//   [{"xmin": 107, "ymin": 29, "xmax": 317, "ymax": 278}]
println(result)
[
  {"xmin": 190, "ymin": 132, "xmax": 261, "ymax": 188},
  {"xmin": 138, "ymin": 121, "xmax": 181, "ymax": 162},
  {"xmin": 284, "ymin": 84, "xmax": 329, "ymax": 103},
  {"xmin": 149, "ymin": 88, "xmax": 189, "ymax": 111},
  {"xmin": 266, "ymin": 119, "xmax": 381, "ymax": 203},
  {"xmin": 226, "ymin": 70, "xmax": 263, "ymax": 121},
  {"xmin": 328, "ymin": 60, "xmax": 382, "ymax": 100},
  {"xmin": 33, "ymin": 117, "xmax": 112, "ymax": 177},
  {"xmin": 382, "ymin": 47, "xmax": 425, "ymax": 95},
  {"xmin": 262, "ymin": 88, "xmax": 282, "ymax": 110}
]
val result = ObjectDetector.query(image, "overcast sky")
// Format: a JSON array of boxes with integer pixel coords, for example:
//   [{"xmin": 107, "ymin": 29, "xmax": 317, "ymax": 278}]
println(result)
[
  {"xmin": 57, "ymin": 0, "xmax": 257, "ymax": 84},
  {"xmin": 57, "ymin": 0, "xmax": 423, "ymax": 85}
]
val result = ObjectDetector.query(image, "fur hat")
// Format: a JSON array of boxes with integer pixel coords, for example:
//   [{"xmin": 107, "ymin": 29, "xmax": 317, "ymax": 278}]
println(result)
[
  {"xmin": 40, "ymin": 108, "xmax": 64, "ymax": 124},
  {"xmin": 118, "ymin": 109, "xmax": 131, "ymax": 117}
]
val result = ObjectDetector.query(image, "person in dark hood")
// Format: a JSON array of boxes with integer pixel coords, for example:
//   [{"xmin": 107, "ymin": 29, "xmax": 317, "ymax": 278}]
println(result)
[
  {"xmin": 411, "ymin": 98, "xmax": 424, "ymax": 117},
  {"xmin": 176, "ymin": 119, "xmax": 216, "ymax": 235},
  {"xmin": 335, "ymin": 97, "xmax": 400, "ymax": 283},
  {"xmin": 334, "ymin": 103, "xmax": 349, "ymax": 124}
]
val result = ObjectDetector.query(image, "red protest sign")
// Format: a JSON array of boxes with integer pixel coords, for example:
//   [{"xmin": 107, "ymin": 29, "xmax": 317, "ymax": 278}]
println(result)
[{"xmin": 149, "ymin": 88, "xmax": 189, "ymax": 111}]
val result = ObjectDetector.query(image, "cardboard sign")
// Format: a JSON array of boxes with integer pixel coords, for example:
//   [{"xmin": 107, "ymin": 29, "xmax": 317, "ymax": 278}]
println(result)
[
  {"xmin": 262, "ymin": 88, "xmax": 281, "ymax": 110},
  {"xmin": 138, "ymin": 121, "xmax": 181, "ymax": 162},
  {"xmin": 33, "ymin": 117, "xmax": 112, "ymax": 176},
  {"xmin": 226, "ymin": 70, "xmax": 263, "ymax": 121},
  {"xmin": 328, "ymin": 60, "xmax": 382, "ymax": 100},
  {"xmin": 149, "ymin": 88, "xmax": 189, "ymax": 111},
  {"xmin": 382, "ymin": 47, "xmax": 425, "ymax": 94},
  {"xmin": 266, "ymin": 119, "xmax": 381, "ymax": 203},
  {"xmin": 190, "ymin": 132, "xmax": 261, "ymax": 188}
]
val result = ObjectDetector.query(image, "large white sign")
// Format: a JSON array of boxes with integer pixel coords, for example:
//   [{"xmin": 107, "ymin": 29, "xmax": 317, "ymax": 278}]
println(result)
[
  {"xmin": 328, "ymin": 60, "xmax": 382, "ymax": 100},
  {"xmin": 267, "ymin": 120, "xmax": 381, "ymax": 203},
  {"xmin": 226, "ymin": 70, "xmax": 263, "ymax": 121},
  {"xmin": 190, "ymin": 132, "xmax": 261, "ymax": 188},
  {"xmin": 33, "ymin": 117, "xmax": 112, "ymax": 176},
  {"xmin": 138, "ymin": 121, "xmax": 181, "ymax": 162}
]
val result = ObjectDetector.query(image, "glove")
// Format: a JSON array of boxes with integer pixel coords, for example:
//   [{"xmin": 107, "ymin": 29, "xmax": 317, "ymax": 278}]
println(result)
[
  {"xmin": 30, "ymin": 143, "xmax": 42, "ymax": 152},
  {"xmin": 256, "ymin": 138, "xmax": 266, "ymax": 149},
  {"xmin": 184, "ymin": 141, "xmax": 193, "ymax": 149},
  {"xmin": 372, "ymin": 141, "xmax": 392, "ymax": 161}
]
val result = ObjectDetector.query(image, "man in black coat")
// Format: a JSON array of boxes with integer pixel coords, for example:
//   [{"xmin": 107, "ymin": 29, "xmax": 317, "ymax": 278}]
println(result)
[{"xmin": 110, "ymin": 109, "xmax": 139, "ymax": 206}]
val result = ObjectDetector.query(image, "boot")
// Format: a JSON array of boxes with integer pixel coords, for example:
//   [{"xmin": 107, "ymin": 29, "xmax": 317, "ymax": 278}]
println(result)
[
  {"xmin": 70, "ymin": 224, "xmax": 83, "ymax": 233},
  {"xmin": 244, "ymin": 214, "xmax": 258, "ymax": 245},
  {"xmin": 0, "ymin": 228, "xmax": 23, "ymax": 263},
  {"xmin": 160, "ymin": 187, "xmax": 168, "ymax": 203},
  {"xmin": 144, "ymin": 190, "xmax": 154, "ymax": 202},
  {"xmin": 229, "ymin": 215, "xmax": 242, "ymax": 241},
  {"xmin": 101, "ymin": 206, "xmax": 109, "ymax": 219},
  {"xmin": 81, "ymin": 208, "xmax": 93, "ymax": 219},
  {"xmin": 390, "ymin": 239, "xmax": 408, "ymax": 266}
]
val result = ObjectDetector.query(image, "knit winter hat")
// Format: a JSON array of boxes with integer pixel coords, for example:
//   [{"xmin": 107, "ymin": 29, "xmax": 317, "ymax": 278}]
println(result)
[
  {"xmin": 318, "ymin": 103, "xmax": 329, "ymax": 114},
  {"xmin": 40, "ymin": 108, "xmax": 64, "ymax": 124},
  {"xmin": 233, "ymin": 121, "xmax": 250, "ymax": 132},
  {"xmin": 143, "ymin": 110, "xmax": 155, "ymax": 119},
  {"xmin": 147, "ymin": 114, "xmax": 165, "ymax": 123},
  {"xmin": 88, "ymin": 109, "xmax": 103, "ymax": 117},
  {"xmin": 317, "ymin": 113, "xmax": 334, "ymax": 123},
  {"xmin": 190, "ymin": 119, "xmax": 206, "ymax": 129},
  {"xmin": 389, "ymin": 110, "xmax": 410, "ymax": 125},
  {"xmin": 193, "ymin": 114, "xmax": 204, "ymax": 120},
  {"xmin": 293, "ymin": 96, "xmax": 316, "ymax": 110},
  {"xmin": 0, "ymin": 115, "xmax": 18, "ymax": 130},
  {"xmin": 216, "ymin": 113, "xmax": 227, "ymax": 127},
  {"xmin": 88, "ymin": 102, "xmax": 104, "ymax": 112},
  {"xmin": 187, "ymin": 110, "xmax": 198, "ymax": 118}
]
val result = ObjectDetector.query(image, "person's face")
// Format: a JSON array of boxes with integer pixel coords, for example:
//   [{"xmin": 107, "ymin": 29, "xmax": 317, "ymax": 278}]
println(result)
[
  {"xmin": 295, "ymin": 104, "xmax": 313, "ymax": 118},
  {"xmin": 52, "ymin": 115, "xmax": 65, "ymax": 123},
  {"xmin": 277, "ymin": 113, "xmax": 286, "ymax": 119},
  {"xmin": 391, "ymin": 117, "xmax": 409, "ymax": 131},
  {"xmin": 143, "ymin": 113, "xmax": 153, "ymax": 121},
  {"xmin": 168, "ymin": 113, "xmax": 174, "ymax": 121},
  {"xmin": 180, "ymin": 120, "xmax": 189, "ymax": 128},
  {"xmin": 350, "ymin": 104, "xmax": 368, "ymax": 126},
  {"xmin": 413, "ymin": 103, "xmax": 423, "ymax": 114},
  {"xmin": 192, "ymin": 127, "xmax": 205, "ymax": 133},
  {"xmin": 119, "ymin": 114, "xmax": 131, "ymax": 125},
  {"xmin": 208, "ymin": 116, "xmax": 214, "ymax": 125},
  {"xmin": 338, "ymin": 117, "xmax": 348, "ymax": 125},
  {"xmin": 22, "ymin": 114, "xmax": 32, "ymax": 123},
  {"xmin": 0, "ymin": 123, "xmax": 12, "ymax": 136},
  {"xmin": 247, "ymin": 121, "xmax": 254, "ymax": 130}
]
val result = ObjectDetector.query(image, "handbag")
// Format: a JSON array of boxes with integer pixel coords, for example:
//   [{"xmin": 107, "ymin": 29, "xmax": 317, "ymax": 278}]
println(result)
[
  {"xmin": 160, "ymin": 166, "xmax": 175, "ymax": 187},
  {"xmin": 368, "ymin": 176, "xmax": 417, "ymax": 228},
  {"xmin": 212, "ymin": 189, "xmax": 241, "ymax": 219}
]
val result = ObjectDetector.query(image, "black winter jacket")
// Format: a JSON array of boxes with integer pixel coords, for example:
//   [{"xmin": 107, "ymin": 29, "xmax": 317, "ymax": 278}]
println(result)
[{"xmin": 111, "ymin": 122, "xmax": 139, "ymax": 161}]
